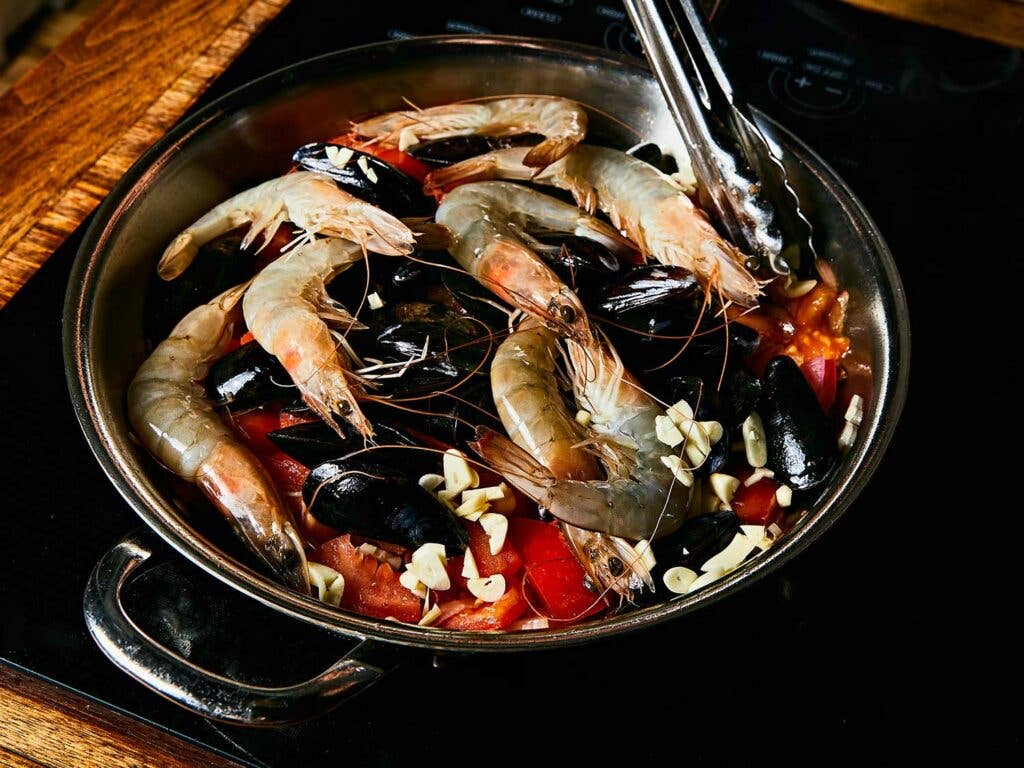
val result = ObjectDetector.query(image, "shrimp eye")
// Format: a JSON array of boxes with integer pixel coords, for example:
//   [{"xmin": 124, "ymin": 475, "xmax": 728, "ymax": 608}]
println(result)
[
  {"xmin": 557, "ymin": 304, "xmax": 576, "ymax": 324},
  {"xmin": 607, "ymin": 556, "xmax": 624, "ymax": 576},
  {"xmin": 339, "ymin": 401, "xmax": 352, "ymax": 415}
]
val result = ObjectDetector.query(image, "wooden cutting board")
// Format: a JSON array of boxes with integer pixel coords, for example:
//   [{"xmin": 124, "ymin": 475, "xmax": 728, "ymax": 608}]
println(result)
[{"xmin": 0, "ymin": 0, "xmax": 290, "ymax": 310}]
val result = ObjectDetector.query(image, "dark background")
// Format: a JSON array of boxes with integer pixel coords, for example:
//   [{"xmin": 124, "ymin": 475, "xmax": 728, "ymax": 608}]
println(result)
[{"xmin": 1, "ymin": 0, "xmax": 1019, "ymax": 764}]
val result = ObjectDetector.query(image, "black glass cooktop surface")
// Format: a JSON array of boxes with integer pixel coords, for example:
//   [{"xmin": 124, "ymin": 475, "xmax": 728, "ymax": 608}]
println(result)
[{"xmin": 2, "ymin": 1, "xmax": 1017, "ymax": 764}]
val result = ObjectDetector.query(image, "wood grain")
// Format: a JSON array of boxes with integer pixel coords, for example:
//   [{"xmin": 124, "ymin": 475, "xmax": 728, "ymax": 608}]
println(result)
[
  {"xmin": 0, "ymin": 0, "xmax": 289, "ymax": 310},
  {"xmin": 0, "ymin": 663, "xmax": 243, "ymax": 768},
  {"xmin": 843, "ymin": 0, "xmax": 1024, "ymax": 48}
]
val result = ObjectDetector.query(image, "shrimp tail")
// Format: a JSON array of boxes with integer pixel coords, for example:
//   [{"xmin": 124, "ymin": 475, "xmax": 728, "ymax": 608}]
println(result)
[
  {"xmin": 424, "ymin": 148, "xmax": 533, "ymax": 195},
  {"xmin": 401, "ymin": 218, "xmax": 453, "ymax": 251},
  {"xmin": 471, "ymin": 427, "xmax": 556, "ymax": 502},
  {"xmin": 347, "ymin": 205, "xmax": 417, "ymax": 256},
  {"xmin": 523, "ymin": 136, "xmax": 575, "ymax": 169},
  {"xmin": 159, "ymin": 233, "xmax": 200, "ymax": 280}
]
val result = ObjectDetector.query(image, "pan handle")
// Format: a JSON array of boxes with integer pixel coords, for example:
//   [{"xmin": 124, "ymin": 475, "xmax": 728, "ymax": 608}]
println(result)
[{"xmin": 84, "ymin": 531, "xmax": 385, "ymax": 726}]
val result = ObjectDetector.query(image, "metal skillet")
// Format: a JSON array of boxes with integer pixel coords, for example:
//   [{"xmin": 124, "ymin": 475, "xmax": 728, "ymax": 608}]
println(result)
[{"xmin": 64, "ymin": 36, "xmax": 909, "ymax": 725}]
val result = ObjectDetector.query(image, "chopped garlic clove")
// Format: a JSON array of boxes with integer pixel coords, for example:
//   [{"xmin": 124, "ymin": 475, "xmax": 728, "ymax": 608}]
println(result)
[
  {"xmin": 399, "ymin": 568, "xmax": 428, "ymax": 599},
  {"xmin": 655, "ymin": 415, "xmax": 686, "ymax": 447},
  {"xmin": 398, "ymin": 126, "xmax": 420, "ymax": 152},
  {"xmin": 678, "ymin": 418, "xmax": 710, "ymax": 454},
  {"xmin": 666, "ymin": 399, "xmax": 694, "ymax": 424},
  {"xmin": 308, "ymin": 563, "xmax": 345, "ymax": 607},
  {"xmin": 775, "ymin": 484, "xmax": 793, "ymax": 507},
  {"xmin": 687, "ymin": 568, "xmax": 726, "ymax": 593},
  {"xmin": 436, "ymin": 488, "xmax": 461, "ymax": 508},
  {"xmin": 742, "ymin": 412, "xmax": 768, "ymax": 468},
  {"xmin": 575, "ymin": 409, "xmax": 592, "ymax": 427},
  {"xmin": 367, "ymin": 291, "xmax": 384, "ymax": 310},
  {"xmin": 701, "ymin": 533, "xmax": 757, "ymax": 574},
  {"xmin": 418, "ymin": 605, "xmax": 442, "ymax": 626},
  {"xmin": 781, "ymin": 277, "xmax": 818, "ymax": 298},
  {"xmin": 845, "ymin": 394, "xmax": 864, "ymax": 426},
  {"xmin": 418, "ymin": 473, "xmax": 445, "ymax": 492},
  {"xmin": 709, "ymin": 473, "xmax": 740, "ymax": 504},
  {"xmin": 479, "ymin": 512, "xmax": 508, "ymax": 555},
  {"xmin": 740, "ymin": 524, "xmax": 766, "ymax": 541},
  {"xmin": 663, "ymin": 566, "xmax": 698, "ymax": 594},
  {"xmin": 700, "ymin": 421, "xmax": 724, "ymax": 445},
  {"xmin": 634, "ymin": 539, "xmax": 657, "ymax": 570},
  {"xmin": 468, "ymin": 574, "xmax": 506, "ymax": 602},
  {"xmin": 839, "ymin": 421, "xmax": 858, "ymax": 450},
  {"xmin": 325, "ymin": 145, "xmax": 354, "ymax": 168},
  {"xmin": 743, "ymin": 467, "xmax": 775, "ymax": 486},
  {"xmin": 660, "ymin": 454, "xmax": 694, "ymax": 487},
  {"xmin": 685, "ymin": 440, "xmax": 710, "ymax": 467},
  {"xmin": 443, "ymin": 449, "xmax": 478, "ymax": 494},
  {"xmin": 454, "ymin": 493, "xmax": 490, "ymax": 521},
  {"xmin": 461, "ymin": 548, "xmax": 480, "ymax": 579},
  {"xmin": 409, "ymin": 543, "xmax": 450, "ymax": 591}
]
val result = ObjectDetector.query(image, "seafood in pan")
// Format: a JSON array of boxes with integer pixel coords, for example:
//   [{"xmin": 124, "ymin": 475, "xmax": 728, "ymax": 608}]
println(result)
[{"xmin": 133, "ymin": 95, "xmax": 852, "ymax": 630}]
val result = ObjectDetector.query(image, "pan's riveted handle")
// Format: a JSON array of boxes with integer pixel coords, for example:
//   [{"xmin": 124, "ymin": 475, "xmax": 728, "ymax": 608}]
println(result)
[{"xmin": 84, "ymin": 531, "xmax": 385, "ymax": 726}]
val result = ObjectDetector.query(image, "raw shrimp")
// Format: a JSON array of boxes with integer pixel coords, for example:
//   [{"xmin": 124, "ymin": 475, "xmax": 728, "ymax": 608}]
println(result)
[
  {"xmin": 475, "ymin": 335, "xmax": 692, "ymax": 541},
  {"xmin": 128, "ymin": 284, "xmax": 309, "ymax": 592},
  {"xmin": 243, "ymin": 237, "xmax": 376, "ymax": 439},
  {"xmin": 158, "ymin": 171, "xmax": 415, "ymax": 280},
  {"xmin": 426, "ymin": 146, "xmax": 763, "ymax": 306},
  {"xmin": 352, "ymin": 97, "xmax": 587, "ymax": 168},
  {"xmin": 491, "ymin": 320, "xmax": 653, "ymax": 599},
  {"xmin": 435, "ymin": 181, "xmax": 634, "ymax": 344}
]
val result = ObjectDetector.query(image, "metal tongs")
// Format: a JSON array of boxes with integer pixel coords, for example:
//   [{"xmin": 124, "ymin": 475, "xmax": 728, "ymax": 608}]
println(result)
[{"xmin": 623, "ymin": 0, "xmax": 815, "ymax": 276}]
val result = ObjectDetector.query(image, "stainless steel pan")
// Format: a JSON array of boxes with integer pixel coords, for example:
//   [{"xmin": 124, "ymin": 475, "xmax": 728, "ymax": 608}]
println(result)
[{"xmin": 64, "ymin": 36, "xmax": 909, "ymax": 725}]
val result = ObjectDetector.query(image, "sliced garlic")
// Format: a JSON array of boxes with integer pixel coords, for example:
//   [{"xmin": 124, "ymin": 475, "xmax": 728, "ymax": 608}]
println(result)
[
  {"xmin": 744, "ymin": 467, "xmax": 775, "ymax": 486},
  {"xmin": 367, "ymin": 291, "xmax": 384, "ymax": 310},
  {"xmin": 454, "ymin": 493, "xmax": 490, "ymax": 522},
  {"xmin": 838, "ymin": 421, "xmax": 858, "ymax": 450},
  {"xmin": 634, "ymin": 539, "xmax": 657, "ymax": 570},
  {"xmin": 575, "ymin": 409, "xmax": 592, "ymax": 427},
  {"xmin": 443, "ymin": 449, "xmax": 478, "ymax": 494},
  {"xmin": 663, "ymin": 566, "xmax": 698, "ymax": 594},
  {"xmin": 418, "ymin": 473, "xmax": 445, "ymax": 492},
  {"xmin": 709, "ymin": 473, "xmax": 740, "ymax": 505},
  {"xmin": 678, "ymin": 418, "xmax": 710, "ymax": 455},
  {"xmin": 701, "ymin": 532, "xmax": 757, "ymax": 574},
  {"xmin": 845, "ymin": 394, "xmax": 864, "ymax": 426},
  {"xmin": 700, "ymin": 420, "xmax": 724, "ymax": 445},
  {"xmin": 399, "ymin": 568, "xmax": 428, "ymax": 599},
  {"xmin": 436, "ymin": 488, "xmax": 461, "ymax": 508},
  {"xmin": 308, "ymin": 563, "xmax": 345, "ymax": 607},
  {"xmin": 781, "ymin": 277, "xmax": 818, "ymax": 298},
  {"xmin": 418, "ymin": 604, "xmax": 442, "ymax": 626},
  {"xmin": 461, "ymin": 548, "xmax": 480, "ymax": 579},
  {"xmin": 325, "ymin": 145, "xmax": 354, "ymax": 168},
  {"xmin": 742, "ymin": 412, "xmax": 768, "ymax": 468},
  {"xmin": 409, "ymin": 543, "xmax": 450, "ymax": 591},
  {"xmin": 468, "ymin": 574, "xmax": 506, "ymax": 602},
  {"xmin": 356, "ymin": 155, "xmax": 379, "ymax": 184},
  {"xmin": 775, "ymin": 484, "xmax": 793, "ymax": 507},
  {"xmin": 687, "ymin": 567, "xmax": 725, "ymax": 593},
  {"xmin": 666, "ymin": 399, "xmax": 694, "ymax": 424},
  {"xmin": 398, "ymin": 126, "xmax": 420, "ymax": 152},
  {"xmin": 740, "ymin": 524, "xmax": 766, "ymax": 541},
  {"xmin": 660, "ymin": 454, "xmax": 694, "ymax": 487},
  {"xmin": 479, "ymin": 512, "xmax": 508, "ymax": 555},
  {"xmin": 655, "ymin": 415, "xmax": 685, "ymax": 447},
  {"xmin": 685, "ymin": 440, "xmax": 710, "ymax": 467}
]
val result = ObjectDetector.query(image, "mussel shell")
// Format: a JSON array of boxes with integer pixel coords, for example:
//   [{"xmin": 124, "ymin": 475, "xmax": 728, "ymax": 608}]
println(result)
[
  {"xmin": 292, "ymin": 142, "xmax": 434, "ymax": 217},
  {"xmin": 723, "ymin": 369, "xmax": 763, "ymax": 429},
  {"xmin": 267, "ymin": 417, "xmax": 415, "ymax": 468},
  {"xmin": 440, "ymin": 269, "xmax": 512, "ymax": 329},
  {"xmin": 304, "ymin": 457, "xmax": 468, "ymax": 552},
  {"xmin": 592, "ymin": 265, "xmax": 698, "ymax": 315},
  {"xmin": 653, "ymin": 510, "xmax": 741, "ymax": 574},
  {"xmin": 205, "ymin": 342, "xmax": 298, "ymax": 409},
  {"xmin": 409, "ymin": 134, "xmax": 543, "ymax": 167},
  {"xmin": 627, "ymin": 142, "xmax": 679, "ymax": 175},
  {"xmin": 535, "ymin": 235, "xmax": 621, "ymax": 292},
  {"xmin": 762, "ymin": 356, "xmax": 838, "ymax": 491}
]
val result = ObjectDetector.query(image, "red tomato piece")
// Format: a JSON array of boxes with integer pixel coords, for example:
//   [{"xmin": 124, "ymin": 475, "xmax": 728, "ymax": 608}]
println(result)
[
  {"xmin": 313, "ymin": 535, "xmax": 422, "ymax": 623},
  {"xmin": 439, "ymin": 577, "xmax": 528, "ymax": 631},
  {"xmin": 277, "ymin": 410, "xmax": 319, "ymax": 430},
  {"xmin": 466, "ymin": 522, "xmax": 522, "ymax": 578},
  {"xmin": 238, "ymin": 331, "xmax": 255, "ymax": 346},
  {"xmin": 523, "ymin": 560, "xmax": 604, "ymax": 622},
  {"xmin": 508, "ymin": 518, "xmax": 572, "ymax": 565},
  {"xmin": 800, "ymin": 356, "xmax": 838, "ymax": 413},
  {"xmin": 329, "ymin": 133, "xmax": 431, "ymax": 182},
  {"xmin": 229, "ymin": 407, "xmax": 283, "ymax": 455},
  {"xmin": 258, "ymin": 451, "xmax": 309, "ymax": 496},
  {"xmin": 731, "ymin": 477, "xmax": 780, "ymax": 526}
]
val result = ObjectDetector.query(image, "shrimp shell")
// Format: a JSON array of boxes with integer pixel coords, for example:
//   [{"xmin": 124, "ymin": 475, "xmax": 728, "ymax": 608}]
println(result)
[
  {"xmin": 128, "ymin": 284, "xmax": 309, "ymax": 592},
  {"xmin": 352, "ymin": 97, "xmax": 587, "ymax": 168}
]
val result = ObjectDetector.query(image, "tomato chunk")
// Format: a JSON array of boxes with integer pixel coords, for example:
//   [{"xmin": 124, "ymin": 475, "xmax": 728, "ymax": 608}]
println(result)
[
  {"xmin": 732, "ymin": 477, "xmax": 780, "ymax": 526},
  {"xmin": 329, "ymin": 133, "xmax": 431, "ymax": 182},
  {"xmin": 466, "ymin": 522, "xmax": 522, "ymax": 578},
  {"xmin": 439, "ymin": 577, "xmax": 528, "ymax": 630},
  {"xmin": 508, "ymin": 518, "xmax": 570, "ymax": 564},
  {"xmin": 523, "ymin": 560, "xmax": 604, "ymax": 621},
  {"xmin": 230, "ymin": 407, "xmax": 284, "ymax": 456},
  {"xmin": 800, "ymin": 356, "xmax": 838, "ymax": 412},
  {"xmin": 313, "ymin": 535, "xmax": 422, "ymax": 623}
]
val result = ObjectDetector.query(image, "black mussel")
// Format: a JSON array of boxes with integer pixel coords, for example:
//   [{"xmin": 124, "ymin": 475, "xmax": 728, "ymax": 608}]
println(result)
[
  {"xmin": 653, "ymin": 511, "xmax": 740, "ymax": 575},
  {"xmin": 666, "ymin": 376, "xmax": 729, "ymax": 476},
  {"xmin": 268, "ymin": 418, "xmax": 415, "ymax": 468},
  {"xmin": 723, "ymin": 368, "xmax": 763, "ymax": 429},
  {"xmin": 292, "ymin": 142, "xmax": 434, "ymax": 217},
  {"xmin": 146, "ymin": 231, "xmax": 252, "ymax": 344},
  {"xmin": 409, "ymin": 134, "xmax": 543, "ymax": 168},
  {"xmin": 441, "ymin": 269, "xmax": 511, "ymax": 329},
  {"xmin": 534, "ymin": 235, "xmax": 621, "ymax": 291},
  {"xmin": 595, "ymin": 265, "xmax": 701, "ymax": 317},
  {"xmin": 304, "ymin": 457, "xmax": 468, "ymax": 552},
  {"xmin": 417, "ymin": 377, "xmax": 498, "ymax": 445},
  {"xmin": 762, "ymin": 356, "xmax": 837, "ymax": 491},
  {"xmin": 205, "ymin": 342, "xmax": 298, "ymax": 409},
  {"xmin": 628, "ymin": 142, "xmax": 679, "ymax": 175}
]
